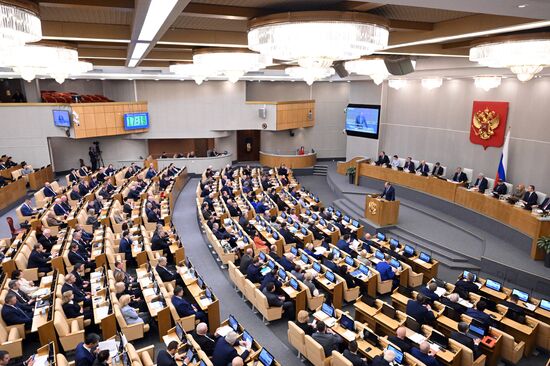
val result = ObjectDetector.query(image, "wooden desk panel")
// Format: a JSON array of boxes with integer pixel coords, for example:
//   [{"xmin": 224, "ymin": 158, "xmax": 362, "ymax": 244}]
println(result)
[
  {"xmin": 0, "ymin": 178, "xmax": 26, "ymax": 211},
  {"xmin": 356, "ymin": 163, "xmax": 549, "ymax": 260},
  {"xmin": 259, "ymin": 152, "xmax": 317, "ymax": 169}
]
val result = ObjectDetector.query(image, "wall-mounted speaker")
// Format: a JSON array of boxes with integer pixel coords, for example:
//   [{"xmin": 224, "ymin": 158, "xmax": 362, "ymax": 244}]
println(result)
[
  {"xmin": 333, "ymin": 61, "xmax": 349, "ymax": 78},
  {"xmin": 307, "ymin": 110, "xmax": 313, "ymax": 121},
  {"xmin": 384, "ymin": 56, "xmax": 415, "ymax": 75},
  {"xmin": 258, "ymin": 107, "xmax": 267, "ymax": 119}
]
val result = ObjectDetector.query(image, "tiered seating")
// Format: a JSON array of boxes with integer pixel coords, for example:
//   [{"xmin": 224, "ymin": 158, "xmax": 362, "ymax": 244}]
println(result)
[{"xmin": 40, "ymin": 91, "xmax": 114, "ymax": 103}]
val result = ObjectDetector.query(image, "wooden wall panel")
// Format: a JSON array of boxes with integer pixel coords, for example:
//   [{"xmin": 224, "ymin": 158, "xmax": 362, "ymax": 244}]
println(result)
[
  {"xmin": 147, "ymin": 138, "xmax": 215, "ymax": 157},
  {"xmin": 72, "ymin": 101, "xmax": 148, "ymax": 139},
  {"xmin": 275, "ymin": 100, "xmax": 315, "ymax": 130}
]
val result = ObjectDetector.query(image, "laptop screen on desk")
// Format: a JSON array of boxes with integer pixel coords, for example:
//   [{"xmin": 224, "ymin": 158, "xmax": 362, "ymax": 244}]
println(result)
[
  {"xmin": 390, "ymin": 238, "xmax": 399, "ymax": 248},
  {"xmin": 301, "ymin": 228, "xmax": 308, "ymax": 236},
  {"xmin": 301, "ymin": 254, "xmax": 309, "ymax": 264},
  {"xmin": 386, "ymin": 345, "xmax": 403, "ymax": 364},
  {"xmin": 267, "ymin": 260, "xmax": 275, "ymax": 269},
  {"xmin": 390, "ymin": 259, "xmax": 401, "ymax": 268},
  {"xmin": 289, "ymin": 278, "xmax": 299, "ymax": 290},
  {"xmin": 540, "ymin": 299, "xmax": 550, "ymax": 311},
  {"xmin": 339, "ymin": 314, "xmax": 355, "ymax": 331},
  {"xmin": 377, "ymin": 233, "xmax": 386, "ymax": 241},
  {"xmin": 325, "ymin": 271, "xmax": 336, "ymax": 283},
  {"xmin": 404, "ymin": 245, "xmax": 414, "ymax": 256},
  {"xmin": 469, "ymin": 323, "xmax": 486, "ymax": 338},
  {"xmin": 242, "ymin": 330, "xmax": 253, "ymax": 345},
  {"xmin": 228, "ymin": 315, "xmax": 239, "ymax": 331},
  {"xmin": 313, "ymin": 262, "xmax": 321, "ymax": 273},
  {"xmin": 485, "ymin": 279, "xmax": 501, "ymax": 292},
  {"xmin": 345, "ymin": 256, "xmax": 354, "ymax": 266},
  {"xmin": 259, "ymin": 251, "xmax": 266, "ymax": 261},
  {"xmin": 359, "ymin": 264, "xmax": 370, "ymax": 276},
  {"xmin": 419, "ymin": 252, "xmax": 431, "ymax": 263},
  {"xmin": 258, "ymin": 348, "xmax": 274, "ymax": 366},
  {"xmin": 512, "ymin": 289, "xmax": 529, "ymax": 302},
  {"xmin": 290, "ymin": 247, "xmax": 298, "ymax": 256},
  {"xmin": 375, "ymin": 250, "xmax": 384, "ymax": 260},
  {"xmin": 320, "ymin": 218, "xmax": 326, "ymax": 226},
  {"xmin": 343, "ymin": 215, "xmax": 350, "ymax": 222},
  {"xmin": 322, "ymin": 303, "xmax": 335, "ymax": 317},
  {"xmin": 352, "ymin": 219, "xmax": 359, "ymax": 227},
  {"xmin": 278, "ymin": 268, "xmax": 287, "ymax": 280}
]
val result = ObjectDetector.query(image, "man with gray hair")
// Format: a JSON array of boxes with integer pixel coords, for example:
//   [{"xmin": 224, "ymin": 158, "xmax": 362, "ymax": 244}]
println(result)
[
  {"xmin": 440, "ymin": 292, "xmax": 466, "ymax": 315},
  {"xmin": 212, "ymin": 331, "xmax": 250, "ymax": 366},
  {"xmin": 7, "ymin": 280, "xmax": 34, "ymax": 311},
  {"xmin": 412, "ymin": 341, "xmax": 440, "ymax": 366},
  {"xmin": 371, "ymin": 349, "xmax": 395, "ymax": 366},
  {"xmin": 191, "ymin": 322, "xmax": 216, "ymax": 357}
]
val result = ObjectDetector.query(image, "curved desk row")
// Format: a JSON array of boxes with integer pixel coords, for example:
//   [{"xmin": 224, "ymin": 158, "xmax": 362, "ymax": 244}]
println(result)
[
  {"xmin": 259, "ymin": 151, "xmax": 317, "ymax": 168},
  {"xmin": 119, "ymin": 154, "xmax": 233, "ymax": 174},
  {"xmin": 354, "ymin": 163, "xmax": 550, "ymax": 260}
]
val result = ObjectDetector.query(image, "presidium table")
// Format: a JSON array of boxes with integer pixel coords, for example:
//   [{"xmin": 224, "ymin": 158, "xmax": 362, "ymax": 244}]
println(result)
[{"xmin": 339, "ymin": 161, "xmax": 550, "ymax": 261}]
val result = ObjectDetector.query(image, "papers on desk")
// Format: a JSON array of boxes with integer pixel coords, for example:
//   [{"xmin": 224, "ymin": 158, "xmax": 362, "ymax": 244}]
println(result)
[
  {"xmin": 341, "ymin": 329, "xmax": 356, "ymax": 341},
  {"xmin": 32, "ymin": 288, "xmax": 50, "ymax": 298},
  {"xmin": 182, "ymin": 272, "xmax": 195, "ymax": 281},
  {"xmin": 150, "ymin": 301, "xmax": 164, "ymax": 310},
  {"xmin": 41, "ymin": 275, "xmax": 53, "ymax": 284},
  {"xmin": 523, "ymin": 302, "xmax": 537, "ymax": 311},
  {"xmin": 324, "ymin": 318, "xmax": 336, "ymax": 327},
  {"xmin": 98, "ymin": 339, "xmax": 119, "ymax": 357},
  {"xmin": 140, "ymin": 278, "xmax": 152, "ymax": 287},
  {"xmin": 90, "ymin": 272, "xmax": 102, "ymax": 280},
  {"xmin": 409, "ymin": 333, "xmax": 426, "ymax": 344},
  {"xmin": 434, "ymin": 287, "xmax": 447, "ymax": 297},
  {"xmin": 199, "ymin": 298, "xmax": 212, "ymax": 308},
  {"xmin": 429, "ymin": 343, "xmax": 441, "ymax": 353},
  {"xmin": 457, "ymin": 298, "xmax": 473, "ymax": 309},
  {"xmin": 142, "ymin": 288, "xmax": 156, "ymax": 298},
  {"xmin": 217, "ymin": 325, "xmax": 233, "ymax": 337},
  {"xmin": 33, "ymin": 355, "xmax": 49, "ymax": 366},
  {"xmin": 96, "ymin": 306, "xmax": 110, "ymax": 320},
  {"xmin": 351, "ymin": 240, "xmax": 360, "ymax": 251},
  {"xmin": 314, "ymin": 247, "xmax": 327, "ymax": 255}
]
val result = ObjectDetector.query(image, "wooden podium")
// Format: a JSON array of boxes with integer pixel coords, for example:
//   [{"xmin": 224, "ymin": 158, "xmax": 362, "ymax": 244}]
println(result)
[{"xmin": 365, "ymin": 196, "xmax": 400, "ymax": 226}]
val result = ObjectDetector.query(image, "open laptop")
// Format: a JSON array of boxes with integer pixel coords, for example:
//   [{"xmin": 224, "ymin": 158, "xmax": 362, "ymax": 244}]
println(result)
[
  {"xmin": 313, "ymin": 303, "xmax": 337, "ymax": 327},
  {"xmin": 467, "ymin": 319, "xmax": 487, "ymax": 339}
]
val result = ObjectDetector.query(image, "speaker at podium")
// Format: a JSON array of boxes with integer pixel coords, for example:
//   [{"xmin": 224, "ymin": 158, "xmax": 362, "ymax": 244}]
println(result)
[{"xmin": 364, "ymin": 194, "xmax": 400, "ymax": 226}]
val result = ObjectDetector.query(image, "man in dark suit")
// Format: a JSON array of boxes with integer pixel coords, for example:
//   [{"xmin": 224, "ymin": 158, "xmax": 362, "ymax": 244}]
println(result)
[
  {"xmin": 7, "ymin": 280, "xmax": 34, "ymax": 312},
  {"xmin": 465, "ymin": 301, "xmax": 493, "ymax": 327},
  {"xmin": 156, "ymin": 341, "xmax": 185, "ymax": 366},
  {"xmin": 380, "ymin": 182, "xmax": 395, "ymax": 201},
  {"xmin": 212, "ymin": 331, "xmax": 250, "ymax": 366},
  {"xmin": 471, "ymin": 173, "xmax": 488, "ymax": 193},
  {"xmin": 375, "ymin": 254, "xmax": 398, "ymax": 289},
  {"xmin": 406, "ymin": 293, "xmax": 435, "ymax": 325},
  {"xmin": 416, "ymin": 160, "xmax": 430, "ymax": 176},
  {"xmin": 192, "ymin": 323, "xmax": 216, "ymax": 357},
  {"xmin": 279, "ymin": 222, "xmax": 295, "ymax": 245},
  {"xmin": 452, "ymin": 167, "xmax": 468, "ymax": 183},
  {"xmin": 156, "ymin": 257, "xmax": 179, "ymax": 283},
  {"xmin": 146, "ymin": 202, "xmax": 161, "ymax": 223},
  {"xmin": 262, "ymin": 282, "xmax": 294, "ymax": 320},
  {"xmin": 70, "ymin": 185, "xmax": 82, "ymax": 201},
  {"xmin": 451, "ymin": 322, "xmax": 481, "ymax": 359},
  {"xmin": 171, "ymin": 286, "xmax": 207, "ymax": 323},
  {"xmin": 323, "ymin": 253, "xmax": 339, "ymax": 274},
  {"xmin": 43, "ymin": 182, "xmax": 56, "ymax": 198},
  {"xmin": 521, "ymin": 185, "xmax": 538, "ymax": 209},
  {"xmin": 454, "ymin": 272, "xmax": 479, "ymax": 298},
  {"xmin": 431, "ymin": 162, "xmax": 444, "ymax": 177},
  {"xmin": 118, "ymin": 231, "xmax": 133, "ymax": 262},
  {"xmin": 145, "ymin": 164, "xmax": 157, "ymax": 179},
  {"xmin": 68, "ymin": 170, "xmax": 79, "ymax": 183},
  {"xmin": 371, "ymin": 350, "xmax": 396, "ymax": 366},
  {"xmin": 68, "ymin": 244, "xmax": 95, "ymax": 270},
  {"xmin": 28, "ymin": 244, "xmax": 52, "ymax": 273},
  {"xmin": 388, "ymin": 326, "xmax": 412, "ymax": 353},
  {"xmin": 411, "ymin": 341, "xmax": 440, "ymax": 366},
  {"xmin": 75, "ymin": 333, "xmax": 100, "ymax": 366},
  {"xmin": 239, "ymin": 248, "xmax": 253, "ymax": 273},
  {"xmin": 53, "ymin": 198, "xmax": 69, "ymax": 216},
  {"xmin": 1, "ymin": 293, "xmax": 32, "ymax": 329},
  {"xmin": 337, "ymin": 234, "xmax": 353, "ymax": 254},
  {"xmin": 375, "ymin": 152, "xmax": 390, "ymax": 167},
  {"xmin": 246, "ymin": 258, "xmax": 262, "ymax": 283},
  {"xmin": 419, "ymin": 282, "xmax": 440, "ymax": 303},
  {"xmin": 278, "ymin": 253, "xmax": 295, "ymax": 272},
  {"xmin": 38, "ymin": 228, "xmax": 56, "ymax": 251},
  {"xmin": 403, "ymin": 157, "xmax": 415, "ymax": 173},
  {"xmin": 20, "ymin": 199, "xmax": 38, "ymax": 217},
  {"xmin": 502, "ymin": 294, "xmax": 526, "ymax": 317},
  {"xmin": 343, "ymin": 340, "xmax": 368, "ymax": 366},
  {"xmin": 78, "ymin": 181, "xmax": 90, "ymax": 196},
  {"xmin": 62, "ymin": 273, "xmax": 91, "ymax": 307},
  {"xmin": 440, "ymin": 293, "xmax": 466, "ymax": 314},
  {"xmin": 312, "ymin": 321, "xmax": 343, "ymax": 357},
  {"xmin": 152, "ymin": 230, "xmax": 172, "ymax": 259}
]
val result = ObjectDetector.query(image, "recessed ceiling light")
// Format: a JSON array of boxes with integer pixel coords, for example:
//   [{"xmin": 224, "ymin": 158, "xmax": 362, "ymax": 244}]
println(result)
[
  {"xmin": 446, "ymin": 77, "xmax": 452, "ymax": 80},
  {"xmin": 138, "ymin": 0, "xmax": 179, "ymax": 42},
  {"xmin": 100, "ymin": 78, "xmax": 105, "ymax": 80},
  {"xmin": 347, "ymin": 80, "xmax": 351, "ymax": 83},
  {"xmin": 154, "ymin": 78, "xmax": 159, "ymax": 81},
  {"xmin": 518, "ymin": 4, "xmax": 528, "ymax": 8}
]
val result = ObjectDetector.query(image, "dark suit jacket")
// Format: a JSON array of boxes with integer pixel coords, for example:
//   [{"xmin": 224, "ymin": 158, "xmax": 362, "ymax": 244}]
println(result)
[
  {"xmin": 53, "ymin": 204, "xmax": 68, "ymax": 216},
  {"xmin": 419, "ymin": 287, "xmax": 440, "ymax": 303},
  {"xmin": 246, "ymin": 265, "xmax": 262, "ymax": 283},
  {"xmin": 387, "ymin": 335, "xmax": 412, "ymax": 353},
  {"xmin": 28, "ymin": 250, "xmax": 51, "ymax": 271},
  {"xmin": 192, "ymin": 332, "xmax": 216, "ymax": 356},
  {"xmin": 312, "ymin": 332, "xmax": 343, "ymax": 357},
  {"xmin": 523, "ymin": 191, "xmax": 538, "ymax": 207},
  {"xmin": 440, "ymin": 297, "xmax": 466, "ymax": 314},
  {"xmin": 343, "ymin": 350, "xmax": 368, "ymax": 366},
  {"xmin": 239, "ymin": 254, "xmax": 253, "ymax": 273},
  {"xmin": 62, "ymin": 283, "xmax": 86, "ymax": 303},
  {"xmin": 406, "ymin": 299, "xmax": 435, "ymax": 325},
  {"xmin": 453, "ymin": 172, "xmax": 468, "ymax": 183},
  {"xmin": 404, "ymin": 161, "xmax": 415, "ymax": 173},
  {"xmin": 118, "ymin": 237, "xmax": 132, "ymax": 261},
  {"xmin": 539, "ymin": 197, "xmax": 550, "ymax": 211},
  {"xmin": 171, "ymin": 296, "xmax": 196, "ymax": 318},
  {"xmin": 411, "ymin": 348, "xmax": 440, "ymax": 366},
  {"xmin": 454, "ymin": 280, "xmax": 479, "ymax": 298},
  {"xmin": 63, "ymin": 302, "xmax": 83, "ymax": 318},
  {"xmin": 1, "ymin": 304, "xmax": 32, "ymax": 326},
  {"xmin": 451, "ymin": 331, "xmax": 480, "ymax": 358},
  {"xmin": 75, "ymin": 343, "xmax": 96, "ymax": 366},
  {"xmin": 69, "ymin": 251, "xmax": 89, "ymax": 266},
  {"xmin": 156, "ymin": 265, "xmax": 177, "ymax": 282},
  {"xmin": 474, "ymin": 178, "xmax": 488, "ymax": 193},
  {"xmin": 465, "ymin": 308, "xmax": 493, "ymax": 327},
  {"xmin": 381, "ymin": 185, "xmax": 395, "ymax": 201},
  {"xmin": 371, "ymin": 355, "xmax": 390, "ymax": 366},
  {"xmin": 375, "ymin": 155, "xmax": 390, "ymax": 166},
  {"xmin": 156, "ymin": 350, "xmax": 176, "ymax": 366},
  {"xmin": 416, "ymin": 164, "xmax": 429, "ymax": 176},
  {"xmin": 432, "ymin": 166, "xmax": 444, "ymax": 176},
  {"xmin": 212, "ymin": 337, "xmax": 249, "ymax": 366},
  {"xmin": 70, "ymin": 191, "xmax": 82, "ymax": 201},
  {"xmin": 494, "ymin": 183, "xmax": 507, "ymax": 195}
]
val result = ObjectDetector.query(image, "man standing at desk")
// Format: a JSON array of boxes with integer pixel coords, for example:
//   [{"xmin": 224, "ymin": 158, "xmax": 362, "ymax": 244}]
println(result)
[{"xmin": 380, "ymin": 182, "xmax": 395, "ymax": 201}]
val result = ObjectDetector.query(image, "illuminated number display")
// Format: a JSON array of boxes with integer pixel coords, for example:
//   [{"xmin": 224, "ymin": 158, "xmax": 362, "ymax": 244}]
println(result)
[{"xmin": 123, "ymin": 112, "xmax": 150, "ymax": 130}]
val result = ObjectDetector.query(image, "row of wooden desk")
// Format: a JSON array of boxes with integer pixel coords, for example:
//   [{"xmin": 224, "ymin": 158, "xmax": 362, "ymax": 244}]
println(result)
[
  {"xmin": 355, "ymin": 163, "xmax": 550, "ymax": 260},
  {"xmin": 0, "ymin": 177, "xmax": 26, "ymax": 211}
]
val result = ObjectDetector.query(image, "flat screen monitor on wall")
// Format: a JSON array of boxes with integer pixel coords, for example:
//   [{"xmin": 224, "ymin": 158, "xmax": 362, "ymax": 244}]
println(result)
[
  {"xmin": 53, "ymin": 110, "xmax": 71, "ymax": 127},
  {"xmin": 124, "ymin": 112, "xmax": 150, "ymax": 130},
  {"xmin": 345, "ymin": 104, "xmax": 380, "ymax": 139}
]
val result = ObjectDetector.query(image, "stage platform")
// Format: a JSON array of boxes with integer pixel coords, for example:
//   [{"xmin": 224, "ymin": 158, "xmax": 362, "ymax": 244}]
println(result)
[{"xmin": 324, "ymin": 161, "xmax": 550, "ymax": 298}]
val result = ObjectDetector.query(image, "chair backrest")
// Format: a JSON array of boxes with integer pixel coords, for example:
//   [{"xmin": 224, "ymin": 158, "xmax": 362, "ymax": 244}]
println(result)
[
  {"xmin": 331, "ymin": 351, "xmax": 353, "ymax": 366},
  {"xmin": 54, "ymin": 308, "xmax": 69, "ymax": 336},
  {"xmin": 305, "ymin": 335, "xmax": 326, "ymax": 366},
  {"xmin": 288, "ymin": 321, "xmax": 305, "ymax": 352},
  {"xmin": 463, "ymin": 168, "xmax": 473, "ymax": 182},
  {"xmin": 485, "ymin": 178, "xmax": 495, "ymax": 192},
  {"xmin": 56, "ymin": 354, "xmax": 70, "ymax": 366},
  {"xmin": 536, "ymin": 192, "xmax": 547, "ymax": 204},
  {"xmin": 449, "ymin": 338, "xmax": 473, "ymax": 366},
  {"xmin": 504, "ymin": 182, "xmax": 513, "ymax": 194}
]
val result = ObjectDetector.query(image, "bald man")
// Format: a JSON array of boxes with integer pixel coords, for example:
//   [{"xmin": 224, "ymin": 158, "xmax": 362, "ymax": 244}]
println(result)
[
  {"xmin": 388, "ymin": 326, "xmax": 412, "ymax": 353},
  {"xmin": 192, "ymin": 323, "xmax": 216, "ymax": 357},
  {"xmin": 412, "ymin": 341, "xmax": 440, "ymax": 366},
  {"xmin": 231, "ymin": 357, "xmax": 244, "ymax": 366},
  {"xmin": 371, "ymin": 349, "xmax": 395, "ymax": 366}
]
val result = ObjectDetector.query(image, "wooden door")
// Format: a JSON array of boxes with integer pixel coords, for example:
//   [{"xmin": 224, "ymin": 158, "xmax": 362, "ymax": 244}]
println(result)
[{"xmin": 237, "ymin": 130, "xmax": 261, "ymax": 161}]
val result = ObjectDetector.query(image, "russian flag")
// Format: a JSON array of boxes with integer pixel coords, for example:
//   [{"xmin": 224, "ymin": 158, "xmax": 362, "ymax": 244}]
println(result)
[{"xmin": 495, "ymin": 129, "xmax": 511, "ymax": 187}]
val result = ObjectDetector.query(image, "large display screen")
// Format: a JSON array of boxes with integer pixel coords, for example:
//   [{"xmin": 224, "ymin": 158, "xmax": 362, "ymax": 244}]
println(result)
[
  {"xmin": 345, "ymin": 104, "xmax": 381, "ymax": 139},
  {"xmin": 53, "ymin": 110, "xmax": 71, "ymax": 127},
  {"xmin": 123, "ymin": 112, "xmax": 149, "ymax": 130}
]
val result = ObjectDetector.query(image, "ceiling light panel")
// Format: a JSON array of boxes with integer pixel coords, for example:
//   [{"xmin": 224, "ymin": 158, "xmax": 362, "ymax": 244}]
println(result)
[{"xmin": 138, "ymin": 0, "xmax": 179, "ymax": 42}]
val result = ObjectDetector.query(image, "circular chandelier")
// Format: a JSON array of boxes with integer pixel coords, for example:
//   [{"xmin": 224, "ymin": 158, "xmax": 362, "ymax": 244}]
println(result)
[
  {"xmin": 474, "ymin": 76, "xmax": 501, "ymax": 91},
  {"xmin": 169, "ymin": 63, "xmax": 216, "ymax": 85},
  {"xmin": 1, "ymin": 42, "xmax": 93, "ymax": 83},
  {"xmin": 248, "ymin": 11, "xmax": 389, "ymax": 83},
  {"xmin": 192, "ymin": 48, "xmax": 271, "ymax": 83},
  {"xmin": 469, "ymin": 34, "xmax": 550, "ymax": 82},
  {"xmin": 285, "ymin": 66, "xmax": 335, "ymax": 85},
  {"xmin": 0, "ymin": 0, "xmax": 42, "ymax": 48},
  {"xmin": 421, "ymin": 77, "xmax": 443, "ymax": 90}
]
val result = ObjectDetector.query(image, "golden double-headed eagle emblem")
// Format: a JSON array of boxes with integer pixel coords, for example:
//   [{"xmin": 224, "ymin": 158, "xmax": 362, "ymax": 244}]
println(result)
[
  {"xmin": 368, "ymin": 201, "xmax": 377, "ymax": 215},
  {"xmin": 472, "ymin": 108, "xmax": 500, "ymax": 140}
]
